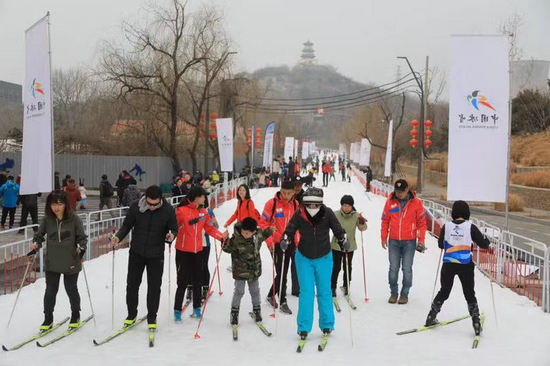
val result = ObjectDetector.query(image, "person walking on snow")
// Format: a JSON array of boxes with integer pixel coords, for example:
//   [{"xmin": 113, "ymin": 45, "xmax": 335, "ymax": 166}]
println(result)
[
  {"xmin": 29, "ymin": 191, "xmax": 87, "ymax": 329},
  {"xmin": 111, "ymin": 185, "xmax": 177, "ymax": 330},
  {"xmin": 259, "ymin": 180, "xmax": 299, "ymax": 314},
  {"xmin": 224, "ymin": 184, "xmax": 260, "ymax": 228},
  {"xmin": 282, "ymin": 188, "xmax": 347, "ymax": 339},
  {"xmin": 381, "ymin": 179, "xmax": 427, "ymax": 305},
  {"xmin": 0, "ymin": 175, "xmax": 19, "ymax": 230},
  {"xmin": 424, "ymin": 200, "xmax": 489, "ymax": 336},
  {"xmin": 223, "ymin": 217, "xmax": 273, "ymax": 325},
  {"xmin": 331, "ymin": 195, "xmax": 367, "ymax": 297},
  {"xmin": 173, "ymin": 186, "xmax": 228, "ymax": 321}
]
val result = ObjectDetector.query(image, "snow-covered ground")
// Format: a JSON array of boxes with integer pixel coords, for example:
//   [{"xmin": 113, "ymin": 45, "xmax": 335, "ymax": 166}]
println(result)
[{"xmin": 1, "ymin": 175, "xmax": 550, "ymax": 366}]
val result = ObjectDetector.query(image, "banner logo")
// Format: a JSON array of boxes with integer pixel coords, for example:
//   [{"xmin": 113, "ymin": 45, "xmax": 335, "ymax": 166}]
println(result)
[
  {"xmin": 467, "ymin": 90, "xmax": 495, "ymax": 111},
  {"xmin": 31, "ymin": 78, "xmax": 45, "ymax": 98}
]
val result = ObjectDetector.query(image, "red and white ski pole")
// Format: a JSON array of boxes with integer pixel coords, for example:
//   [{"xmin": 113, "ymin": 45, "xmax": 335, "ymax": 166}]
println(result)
[
  {"xmin": 213, "ymin": 239, "xmax": 223, "ymax": 296},
  {"xmin": 360, "ymin": 231, "xmax": 369, "ymax": 302}
]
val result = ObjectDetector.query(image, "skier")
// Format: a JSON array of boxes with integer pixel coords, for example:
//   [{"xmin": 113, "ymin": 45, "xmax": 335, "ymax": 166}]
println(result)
[
  {"xmin": 330, "ymin": 195, "xmax": 367, "ymax": 296},
  {"xmin": 365, "ymin": 166, "xmax": 373, "ymax": 192},
  {"xmin": 173, "ymin": 186, "xmax": 228, "ymax": 320},
  {"xmin": 282, "ymin": 188, "xmax": 347, "ymax": 339},
  {"xmin": 260, "ymin": 179, "xmax": 299, "ymax": 314},
  {"xmin": 223, "ymin": 217, "xmax": 273, "ymax": 325},
  {"xmin": 425, "ymin": 200, "xmax": 490, "ymax": 335},
  {"xmin": 339, "ymin": 160, "xmax": 346, "ymax": 182},
  {"xmin": 29, "ymin": 190, "xmax": 88, "ymax": 329},
  {"xmin": 381, "ymin": 179, "xmax": 427, "ymax": 304},
  {"xmin": 0, "ymin": 175, "xmax": 19, "ymax": 230},
  {"xmin": 111, "ymin": 185, "xmax": 177, "ymax": 330},
  {"xmin": 224, "ymin": 184, "xmax": 260, "ymax": 228},
  {"xmin": 321, "ymin": 161, "xmax": 330, "ymax": 187}
]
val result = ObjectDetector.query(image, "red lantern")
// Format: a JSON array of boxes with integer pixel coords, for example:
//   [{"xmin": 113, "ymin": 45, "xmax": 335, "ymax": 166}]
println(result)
[
  {"xmin": 410, "ymin": 129, "xmax": 419, "ymax": 137},
  {"xmin": 424, "ymin": 139, "xmax": 433, "ymax": 148},
  {"xmin": 411, "ymin": 119, "xmax": 419, "ymax": 127},
  {"xmin": 210, "ymin": 112, "xmax": 219, "ymax": 120},
  {"xmin": 424, "ymin": 120, "xmax": 433, "ymax": 128},
  {"xmin": 425, "ymin": 129, "xmax": 433, "ymax": 138},
  {"xmin": 410, "ymin": 138, "xmax": 418, "ymax": 148},
  {"xmin": 200, "ymin": 112, "xmax": 205, "ymax": 121}
]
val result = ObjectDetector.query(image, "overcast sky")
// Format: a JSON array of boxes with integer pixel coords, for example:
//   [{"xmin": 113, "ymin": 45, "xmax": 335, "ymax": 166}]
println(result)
[{"xmin": 1, "ymin": 0, "xmax": 548, "ymax": 88}]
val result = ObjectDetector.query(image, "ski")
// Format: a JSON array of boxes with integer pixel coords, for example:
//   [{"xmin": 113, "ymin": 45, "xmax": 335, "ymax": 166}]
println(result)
[
  {"xmin": 341, "ymin": 287, "xmax": 357, "ymax": 310},
  {"xmin": 148, "ymin": 329, "xmax": 155, "ymax": 348},
  {"xmin": 472, "ymin": 313, "xmax": 486, "ymax": 349},
  {"xmin": 93, "ymin": 316, "xmax": 147, "ymax": 346},
  {"xmin": 248, "ymin": 312, "xmax": 272, "ymax": 337},
  {"xmin": 396, "ymin": 314, "xmax": 471, "ymax": 335},
  {"xmin": 318, "ymin": 332, "xmax": 330, "ymax": 352},
  {"xmin": 36, "ymin": 315, "xmax": 94, "ymax": 347},
  {"xmin": 2, "ymin": 317, "xmax": 69, "ymax": 352},
  {"xmin": 333, "ymin": 297, "xmax": 341, "ymax": 312},
  {"xmin": 232, "ymin": 325, "xmax": 238, "ymax": 341},
  {"xmin": 296, "ymin": 334, "xmax": 307, "ymax": 353}
]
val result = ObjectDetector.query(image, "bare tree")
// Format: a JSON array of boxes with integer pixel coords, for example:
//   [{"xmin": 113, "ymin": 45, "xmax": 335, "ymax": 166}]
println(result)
[
  {"xmin": 499, "ymin": 13, "xmax": 524, "ymax": 61},
  {"xmin": 100, "ymin": 0, "xmax": 213, "ymax": 172}
]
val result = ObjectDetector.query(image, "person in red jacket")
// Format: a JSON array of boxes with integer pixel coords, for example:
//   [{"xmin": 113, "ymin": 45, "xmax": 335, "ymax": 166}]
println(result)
[
  {"xmin": 174, "ymin": 186, "xmax": 228, "ymax": 320},
  {"xmin": 63, "ymin": 178, "xmax": 81, "ymax": 211},
  {"xmin": 381, "ymin": 179, "xmax": 426, "ymax": 305},
  {"xmin": 224, "ymin": 184, "xmax": 259, "ymax": 228},
  {"xmin": 259, "ymin": 179, "xmax": 299, "ymax": 314},
  {"xmin": 321, "ymin": 161, "xmax": 330, "ymax": 187}
]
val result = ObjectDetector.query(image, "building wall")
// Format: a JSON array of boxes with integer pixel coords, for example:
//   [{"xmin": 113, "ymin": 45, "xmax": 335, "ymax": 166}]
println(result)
[{"xmin": 0, "ymin": 81, "xmax": 22, "ymax": 106}]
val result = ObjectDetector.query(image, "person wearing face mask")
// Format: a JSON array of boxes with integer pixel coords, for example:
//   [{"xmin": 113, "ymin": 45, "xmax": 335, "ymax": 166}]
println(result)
[
  {"xmin": 282, "ymin": 187, "xmax": 347, "ymax": 341},
  {"xmin": 381, "ymin": 179, "xmax": 427, "ymax": 305},
  {"xmin": 259, "ymin": 180, "xmax": 300, "ymax": 314},
  {"xmin": 111, "ymin": 185, "xmax": 178, "ymax": 331}
]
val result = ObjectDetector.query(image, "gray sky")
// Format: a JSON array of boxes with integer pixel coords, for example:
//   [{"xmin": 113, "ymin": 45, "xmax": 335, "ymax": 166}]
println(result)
[{"xmin": 1, "ymin": 0, "xmax": 549, "ymax": 90}]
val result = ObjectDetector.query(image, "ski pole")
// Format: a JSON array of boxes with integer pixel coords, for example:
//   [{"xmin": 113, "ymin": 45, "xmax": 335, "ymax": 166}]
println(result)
[
  {"xmin": 360, "ymin": 231, "xmax": 369, "ymax": 302},
  {"xmin": 80, "ymin": 257, "xmax": 97, "ymax": 328},
  {"xmin": 430, "ymin": 249, "xmax": 444, "ymax": 303},
  {"xmin": 213, "ymin": 239, "xmax": 223, "ymax": 296},
  {"xmin": 110, "ymin": 230, "xmax": 116, "ymax": 330},
  {"xmin": 344, "ymin": 251, "xmax": 354, "ymax": 347},
  {"xmin": 490, "ymin": 279, "xmax": 498, "ymax": 328},
  {"xmin": 194, "ymin": 237, "xmax": 226, "ymax": 339},
  {"xmin": 275, "ymin": 249, "xmax": 286, "ymax": 336},
  {"xmin": 270, "ymin": 247, "xmax": 276, "ymax": 318},
  {"xmin": 7, "ymin": 251, "xmax": 35, "ymax": 329},
  {"xmin": 167, "ymin": 235, "xmax": 172, "ymax": 319}
]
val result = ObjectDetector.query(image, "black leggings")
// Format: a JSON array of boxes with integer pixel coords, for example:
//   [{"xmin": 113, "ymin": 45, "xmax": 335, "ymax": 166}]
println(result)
[
  {"xmin": 331, "ymin": 250, "xmax": 354, "ymax": 289},
  {"xmin": 268, "ymin": 245, "xmax": 295, "ymax": 303},
  {"xmin": 202, "ymin": 245, "xmax": 211, "ymax": 287},
  {"xmin": 44, "ymin": 271, "xmax": 80, "ymax": 315},
  {"xmin": 174, "ymin": 250, "xmax": 203, "ymax": 309},
  {"xmin": 322, "ymin": 173, "xmax": 329, "ymax": 186},
  {"xmin": 434, "ymin": 262, "xmax": 477, "ymax": 304}
]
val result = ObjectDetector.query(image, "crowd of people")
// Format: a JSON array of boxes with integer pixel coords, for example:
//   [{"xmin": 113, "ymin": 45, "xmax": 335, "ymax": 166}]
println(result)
[{"xmin": 18, "ymin": 154, "xmax": 488, "ymax": 341}]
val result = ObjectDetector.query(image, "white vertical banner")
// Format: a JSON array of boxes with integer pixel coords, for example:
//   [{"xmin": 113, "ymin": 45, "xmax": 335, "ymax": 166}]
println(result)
[
  {"xmin": 448, "ymin": 35, "xmax": 509, "ymax": 202},
  {"xmin": 353, "ymin": 142, "xmax": 360, "ymax": 163},
  {"xmin": 384, "ymin": 120, "xmax": 393, "ymax": 177},
  {"xmin": 350, "ymin": 143, "xmax": 355, "ymax": 162},
  {"xmin": 339, "ymin": 143, "xmax": 346, "ymax": 159},
  {"xmin": 294, "ymin": 139, "xmax": 299, "ymax": 159},
  {"xmin": 311, "ymin": 141, "xmax": 316, "ymax": 155},
  {"xmin": 302, "ymin": 141, "xmax": 309, "ymax": 160},
  {"xmin": 21, "ymin": 14, "xmax": 53, "ymax": 194},
  {"xmin": 262, "ymin": 122, "xmax": 275, "ymax": 169},
  {"xmin": 359, "ymin": 138, "xmax": 371, "ymax": 166},
  {"xmin": 284, "ymin": 137, "xmax": 294, "ymax": 161},
  {"xmin": 216, "ymin": 118, "xmax": 234, "ymax": 172}
]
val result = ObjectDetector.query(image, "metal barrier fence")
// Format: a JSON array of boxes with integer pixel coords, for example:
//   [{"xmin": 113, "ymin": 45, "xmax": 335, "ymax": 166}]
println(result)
[
  {"xmin": 351, "ymin": 165, "xmax": 550, "ymax": 312},
  {"xmin": 0, "ymin": 176, "xmax": 247, "ymax": 296}
]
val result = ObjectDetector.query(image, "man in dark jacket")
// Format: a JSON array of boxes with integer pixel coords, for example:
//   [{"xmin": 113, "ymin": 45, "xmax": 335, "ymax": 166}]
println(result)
[
  {"xmin": 99, "ymin": 174, "xmax": 115, "ymax": 211},
  {"xmin": 54, "ymin": 172, "xmax": 61, "ymax": 190},
  {"xmin": 112, "ymin": 185, "xmax": 177, "ymax": 329},
  {"xmin": 283, "ymin": 187, "xmax": 347, "ymax": 340},
  {"xmin": 18, "ymin": 193, "xmax": 39, "ymax": 233},
  {"xmin": 115, "ymin": 170, "xmax": 137, "ymax": 206}
]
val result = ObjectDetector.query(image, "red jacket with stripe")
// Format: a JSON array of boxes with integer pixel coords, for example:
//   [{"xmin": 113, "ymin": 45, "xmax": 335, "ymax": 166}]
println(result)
[
  {"xmin": 259, "ymin": 192, "xmax": 300, "ymax": 248},
  {"xmin": 225, "ymin": 199, "xmax": 260, "ymax": 226},
  {"xmin": 175, "ymin": 202, "xmax": 223, "ymax": 253},
  {"xmin": 381, "ymin": 191, "xmax": 427, "ymax": 243}
]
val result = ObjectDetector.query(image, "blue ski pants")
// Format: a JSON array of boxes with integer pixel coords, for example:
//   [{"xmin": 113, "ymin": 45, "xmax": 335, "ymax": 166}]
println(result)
[{"xmin": 295, "ymin": 249, "xmax": 334, "ymax": 333}]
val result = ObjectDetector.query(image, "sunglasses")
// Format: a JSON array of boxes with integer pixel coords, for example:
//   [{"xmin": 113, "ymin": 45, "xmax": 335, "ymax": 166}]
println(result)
[
  {"xmin": 305, "ymin": 203, "xmax": 321, "ymax": 209},
  {"xmin": 146, "ymin": 200, "xmax": 162, "ymax": 207}
]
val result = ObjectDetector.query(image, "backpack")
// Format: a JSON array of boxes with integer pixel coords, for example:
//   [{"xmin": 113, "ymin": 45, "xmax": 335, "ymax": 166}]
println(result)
[{"xmin": 101, "ymin": 181, "xmax": 114, "ymax": 197}]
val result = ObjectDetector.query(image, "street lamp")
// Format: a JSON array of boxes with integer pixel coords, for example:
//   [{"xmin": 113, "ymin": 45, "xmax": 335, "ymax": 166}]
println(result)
[{"xmin": 397, "ymin": 56, "xmax": 427, "ymax": 193}]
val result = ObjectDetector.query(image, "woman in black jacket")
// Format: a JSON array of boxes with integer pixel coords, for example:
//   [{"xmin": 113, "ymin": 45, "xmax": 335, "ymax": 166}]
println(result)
[{"xmin": 30, "ymin": 191, "xmax": 88, "ymax": 330}]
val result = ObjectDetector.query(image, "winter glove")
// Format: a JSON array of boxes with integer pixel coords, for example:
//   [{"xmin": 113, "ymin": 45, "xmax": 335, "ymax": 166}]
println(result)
[
  {"xmin": 77, "ymin": 245, "xmax": 86, "ymax": 259},
  {"xmin": 339, "ymin": 237, "xmax": 351, "ymax": 252},
  {"xmin": 188, "ymin": 217, "xmax": 200, "ymax": 225},
  {"xmin": 416, "ymin": 242, "xmax": 426, "ymax": 253},
  {"xmin": 279, "ymin": 237, "xmax": 289, "ymax": 252},
  {"xmin": 357, "ymin": 214, "xmax": 367, "ymax": 225}
]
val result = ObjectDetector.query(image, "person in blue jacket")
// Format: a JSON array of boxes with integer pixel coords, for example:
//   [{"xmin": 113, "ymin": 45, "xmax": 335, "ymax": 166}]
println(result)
[
  {"xmin": 0, "ymin": 175, "xmax": 20, "ymax": 230},
  {"xmin": 281, "ymin": 187, "xmax": 348, "ymax": 340}
]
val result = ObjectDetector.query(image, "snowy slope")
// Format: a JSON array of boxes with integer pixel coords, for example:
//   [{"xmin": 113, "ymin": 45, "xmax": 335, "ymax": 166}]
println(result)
[{"xmin": 1, "ymin": 176, "xmax": 550, "ymax": 366}]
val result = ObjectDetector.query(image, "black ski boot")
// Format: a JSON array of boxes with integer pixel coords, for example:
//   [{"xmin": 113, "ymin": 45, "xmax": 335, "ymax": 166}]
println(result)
[
  {"xmin": 69, "ymin": 311, "xmax": 80, "ymax": 328},
  {"xmin": 252, "ymin": 305, "xmax": 262, "ymax": 322},
  {"xmin": 468, "ymin": 302, "xmax": 482, "ymax": 336},
  {"xmin": 280, "ymin": 302, "xmax": 292, "ymax": 314},
  {"xmin": 424, "ymin": 300, "xmax": 442, "ymax": 327},
  {"xmin": 266, "ymin": 295, "xmax": 278, "ymax": 309},
  {"xmin": 40, "ymin": 312, "xmax": 54, "ymax": 331},
  {"xmin": 299, "ymin": 331, "xmax": 308, "ymax": 339},
  {"xmin": 322, "ymin": 328, "xmax": 332, "ymax": 335},
  {"xmin": 230, "ymin": 307, "xmax": 239, "ymax": 326},
  {"xmin": 331, "ymin": 288, "xmax": 336, "ymax": 298}
]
